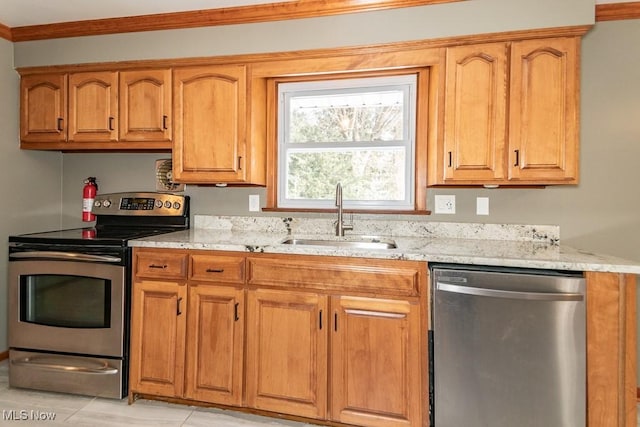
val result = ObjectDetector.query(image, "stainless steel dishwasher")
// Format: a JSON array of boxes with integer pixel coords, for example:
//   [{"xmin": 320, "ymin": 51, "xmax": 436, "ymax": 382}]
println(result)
[{"xmin": 430, "ymin": 264, "xmax": 585, "ymax": 427}]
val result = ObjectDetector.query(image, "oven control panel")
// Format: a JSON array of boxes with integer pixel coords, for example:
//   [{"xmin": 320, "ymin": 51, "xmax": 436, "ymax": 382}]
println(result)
[{"xmin": 92, "ymin": 192, "xmax": 188, "ymax": 216}]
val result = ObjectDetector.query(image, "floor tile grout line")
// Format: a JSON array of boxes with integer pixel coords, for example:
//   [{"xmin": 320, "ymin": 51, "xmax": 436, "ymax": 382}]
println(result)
[{"xmin": 62, "ymin": 395, "xmax": 99, "ymax": 423}]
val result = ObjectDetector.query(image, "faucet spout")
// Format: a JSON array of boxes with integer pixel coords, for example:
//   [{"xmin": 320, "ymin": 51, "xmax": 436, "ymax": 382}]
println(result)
[{"xmin": 335, "ymin": 183, "xmax": 353, "ymax": 237}]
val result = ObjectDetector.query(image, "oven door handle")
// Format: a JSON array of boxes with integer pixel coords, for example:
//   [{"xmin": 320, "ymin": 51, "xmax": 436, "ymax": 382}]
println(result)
[
  {"xmin": 11, "ymin": 356, "xmax": 119, "ymax": 375},
  {"xmin": 9, "ymin": 251, "xmax": 122, "ymax": 263}
]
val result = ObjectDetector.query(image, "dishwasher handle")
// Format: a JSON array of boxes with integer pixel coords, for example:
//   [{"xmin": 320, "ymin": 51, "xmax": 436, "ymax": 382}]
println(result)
[{"xmin": 436, "ymin": 282, "xmax": 584, "ymax": 302}]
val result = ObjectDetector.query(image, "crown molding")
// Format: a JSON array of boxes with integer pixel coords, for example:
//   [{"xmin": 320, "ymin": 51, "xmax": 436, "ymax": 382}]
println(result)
[
  {"xmin": 8, "ymin": 0, "xmax": 629, "ymax": 43},
  {"xmin": 9, "ymin": 0, "xmax": 462, "ymax": 42},
  {"xmin": 16, "ymin": 24, "xmax": 592, "ymax": 75},
  {"xmin": 596, "ymin": 2, "xmax": 640, "ymax": 21},
  {"xmin": 0, "ymin": 22, "xmax": 11, "ymax": 41}
]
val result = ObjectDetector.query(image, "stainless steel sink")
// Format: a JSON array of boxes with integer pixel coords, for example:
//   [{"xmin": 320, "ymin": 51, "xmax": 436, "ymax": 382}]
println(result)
[{"xmin": 281, "ymin": 237, "xmax": 397, "ymax": 250}]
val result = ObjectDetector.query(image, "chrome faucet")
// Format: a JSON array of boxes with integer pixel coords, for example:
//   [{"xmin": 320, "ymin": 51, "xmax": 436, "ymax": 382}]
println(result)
[{"xmin": 335, "ymin": 183, "xmax": 353, "ymax": 237}]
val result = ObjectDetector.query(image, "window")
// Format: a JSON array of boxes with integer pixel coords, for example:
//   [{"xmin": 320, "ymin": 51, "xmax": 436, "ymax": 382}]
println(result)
[{"xmin": 277, "ymin": 74, "xmax": 417, "ymax": 211}]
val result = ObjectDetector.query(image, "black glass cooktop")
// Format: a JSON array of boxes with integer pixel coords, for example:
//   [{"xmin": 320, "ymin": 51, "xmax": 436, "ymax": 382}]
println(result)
[{"xmin": 8, "ymin": 227, "xmax": 181, "ymax": 247}]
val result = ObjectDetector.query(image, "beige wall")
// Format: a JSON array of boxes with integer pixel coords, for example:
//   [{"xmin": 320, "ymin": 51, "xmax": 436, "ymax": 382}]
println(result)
[{"xmin": 0, "ymin": 39, "xmax": 62, "ymax": 351}]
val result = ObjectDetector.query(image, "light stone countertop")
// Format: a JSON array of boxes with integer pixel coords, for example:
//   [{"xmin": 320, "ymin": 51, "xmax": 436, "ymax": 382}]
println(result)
[{"xmin": 128, "ymin": 215, "xmax": 640, "ymax": 275}]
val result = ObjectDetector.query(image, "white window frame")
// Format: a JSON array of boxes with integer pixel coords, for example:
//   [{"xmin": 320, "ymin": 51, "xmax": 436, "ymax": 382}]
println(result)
[{"xmin": 277, "ymin": 74, "xmax": 417, "ymax": 210}]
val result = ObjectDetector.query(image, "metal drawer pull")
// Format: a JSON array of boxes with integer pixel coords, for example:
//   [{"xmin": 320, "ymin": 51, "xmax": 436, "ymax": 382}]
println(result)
[
  {"xmin": 149, "ymin": 264, "xmax": 167, "ymax": 269},
  {"xmin": 206, "ymin": 268, "xmax": 225, "ymax": 273},
  {"xmin": 234, "ymin": 302, "xmax": 240, "ymax": 321},
  {"xmin": 57, "ymin": 117, "xmax": 64, "ymax": 131},
  {"xmin": 12, "ymin": 357, "xmax": 118, "ymax": 375},
  {"xmin": 177, "ymin": 297, "xmax": 183, "ymax": 315}
]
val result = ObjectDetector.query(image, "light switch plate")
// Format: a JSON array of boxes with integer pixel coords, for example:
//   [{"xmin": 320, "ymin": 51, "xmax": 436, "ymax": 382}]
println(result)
[
  {"xmin": 434, "ymin": 195, "xmax": 456, "ymax": 214},
  {"xmin": 476, "ymin": 197, "xmax": 489, "ymax": 215}
]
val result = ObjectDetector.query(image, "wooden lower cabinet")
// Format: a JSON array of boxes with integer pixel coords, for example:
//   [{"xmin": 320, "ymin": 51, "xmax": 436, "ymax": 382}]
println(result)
[
  {"xmin": 130, "ymin": 249, "xmax": 427, "ymax": 427},
  {"xmin": 184, "ymin": 284, "xmax": 244, "ymax": 405},
  {"xmin": 585, "ymin": 272, "xmax": 637, "ymax": 427},
  {"xmin": 129, "ymin": 279, "xmax": 187, "ymax": 398},
  {"xmin": 244, "ymin": 290, "xmax": 422, "ymax": 427},
  {"xmin": 245, "ymin": 289, "xmax": 328, "ymax": 419},
  {"xmin": 130, "ymin": 248, "xmax": 245, "ymax": 406},
  {"xmin": 330, "ymin": 296, "xmax": 422, "ymax": 427}
]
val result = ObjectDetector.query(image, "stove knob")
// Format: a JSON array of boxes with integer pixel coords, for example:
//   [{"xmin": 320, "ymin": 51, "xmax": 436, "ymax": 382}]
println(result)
[
  {"xmin": 155, "ymin": 200, "xmax": 163, "ymax": 208},
  {"xmin": 173, "ymin": 202, "xmax": 181, "ymax": 210},
  {"xmin": 94, "ymin": 200, "xmax": 102, "ymax": 207},
  {"xmin": 164, "ymin": 201, "xmax": 172, "ymax": 208},
  {"xmin": 103, "ymin": 200, "xmax": 112, "ymax": 208}
]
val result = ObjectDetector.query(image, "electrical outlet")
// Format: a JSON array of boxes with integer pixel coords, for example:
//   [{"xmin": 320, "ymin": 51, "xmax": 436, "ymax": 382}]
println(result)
[
  {"xmin": 434, "ymin": 195, "xmax": 456, "ymax": 214},
  {"xmin": 476, "ymin": 197, "xmax": 489, "ymax": 215},
  {"xmin": 249, "ymin": 194, "xmax": 260, "ymax": 212}
]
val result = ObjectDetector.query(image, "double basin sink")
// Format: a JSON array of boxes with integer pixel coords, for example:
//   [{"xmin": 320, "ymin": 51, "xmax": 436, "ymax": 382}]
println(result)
[{"xmin": 281, "ymin": 236, "xmax": 397, "ymax": 250}]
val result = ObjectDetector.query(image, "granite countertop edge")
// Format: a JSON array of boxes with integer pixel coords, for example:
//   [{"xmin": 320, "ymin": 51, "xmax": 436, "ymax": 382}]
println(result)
[{"xmin": 128, "ymin": 229, "xmax": 640, "ymax": 275}]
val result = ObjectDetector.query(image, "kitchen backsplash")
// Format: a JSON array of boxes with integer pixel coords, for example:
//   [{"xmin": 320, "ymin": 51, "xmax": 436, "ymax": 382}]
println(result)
[{"xmin": 194, "ymin": 215, "xmax": 560, "ymax": 244}]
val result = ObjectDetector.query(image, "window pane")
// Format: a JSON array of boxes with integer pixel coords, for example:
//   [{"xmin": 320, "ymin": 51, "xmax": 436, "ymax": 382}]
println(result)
[
  {"xmin": 289, "ymin": 90, "xmax": 404, "ymax": 143},
  {"xmin": 278, "ymin": 74, "xmax": 416, "ymax": 210},
  {"xmin": 286, "ymin": 148, "xmax": 406, "ymax": 201}
]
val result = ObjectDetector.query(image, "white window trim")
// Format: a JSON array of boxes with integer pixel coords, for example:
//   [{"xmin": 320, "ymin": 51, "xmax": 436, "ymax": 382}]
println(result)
[{"xmin": 277, "ymin": 74, "xmax": 417, "ymax": 211}]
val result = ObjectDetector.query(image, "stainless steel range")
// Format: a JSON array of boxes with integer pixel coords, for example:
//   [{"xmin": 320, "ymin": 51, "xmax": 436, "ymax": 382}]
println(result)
[{"xmin": 7, "ymin": 192, "xmax": 189, "ymax": 399}]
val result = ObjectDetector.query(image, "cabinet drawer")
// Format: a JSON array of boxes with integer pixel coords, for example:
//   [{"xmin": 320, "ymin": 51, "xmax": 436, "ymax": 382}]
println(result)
[
  {"xmin": 134, "ymin": 250, "xmax": 188, "ymax": 280},
  {"xmin": 190, "ymin": 253, "xmax": 245, "ymax": 284},
  {"xmin": 247, "ymin": 255, "xmax": 424, "ymax": 297}
]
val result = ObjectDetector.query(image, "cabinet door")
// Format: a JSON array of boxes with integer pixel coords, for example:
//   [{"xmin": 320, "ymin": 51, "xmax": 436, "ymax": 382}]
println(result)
[
  {"xmin": 173, "ymin": 65, "xmax": 247, "ymax": 183},
  {"xmin": 330, "ymin": 296, "xmax": 421, "ymax": 427},
  {"xmin": 441, "ymin": 43, "xmax": 508, "ymax": 183},
  {"xmin": 119, "ymin": 69, "xmax": 171, "ymax": 142},
  {"xmin": 246, "ymin": 289, "xmax": 328, "ymax": 419},
  {"xmin": 20, "ymin": 73, "xmax": 67, "ymax": 143},
  {"xmin": 129, "ymin": 279, "xmax": 187, "ymax": 398},
  {"xmin": 508, "ymin": 37, "xmax": 579, "ymax": 183},
  {"xmin": 68, "ymin": 71, "xmax": 118, "ymax": 142},
  {"xmin": 184, "ymin": 284, "xmax": 244, "ymax": 405}
]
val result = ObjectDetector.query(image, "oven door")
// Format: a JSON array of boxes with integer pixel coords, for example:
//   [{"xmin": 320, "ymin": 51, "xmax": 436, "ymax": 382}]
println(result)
[{"xmin": 8, "ymin": 256, "xmax": 125, "ymax": 358}]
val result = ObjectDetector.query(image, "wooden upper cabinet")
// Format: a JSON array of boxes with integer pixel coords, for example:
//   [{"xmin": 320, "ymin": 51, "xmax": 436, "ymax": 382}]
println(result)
[
  {"xmin": 119, "ymin": 69, "xmax": 172, "ymax": 142},
  {"xmin": 173, "ymin": 65, "xmax": 247, "ymax": 184},
  {"xmin": 432, "ymin": 36, "xmax": 581, "ymax": 186},
  {"xmin": 508, "ymin": 37, "xmax": 579, "ymax": 183},
  {"xmin": 20, "ymin": 73, "xmax": 67, "ymax": 143},
  {"xmin": 68, "ymin": 71, "xmax": 119, "ymax": 143},
  {"xmin": 20, "ymin": 69, "xmax": 173, "ymax": 150},
  {"xmin": 441, "ymin": 43, "xmax": 508, "ymax": 183}
]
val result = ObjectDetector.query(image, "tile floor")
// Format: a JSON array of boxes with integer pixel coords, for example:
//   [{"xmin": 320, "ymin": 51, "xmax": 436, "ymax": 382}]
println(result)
[
  {"xmin": 0, "ymin": 360, "xmax": 313, "ymax": 427},
  {"xmin": 1, "ymin": 359, "xmax": 639, "ymax": 426}
]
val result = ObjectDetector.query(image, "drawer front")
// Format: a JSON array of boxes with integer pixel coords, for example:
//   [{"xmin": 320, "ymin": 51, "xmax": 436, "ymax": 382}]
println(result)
[
  {"xmin": 247, "ymin": 255, "xmax": 424, "ymax": 297},
  {"xmin": 190, "ymin": 254, "xmax": 245, "ymax": 284},
  {"xmin": 134, "ymin": 249, "xmax": 188, "ymax": 280}
]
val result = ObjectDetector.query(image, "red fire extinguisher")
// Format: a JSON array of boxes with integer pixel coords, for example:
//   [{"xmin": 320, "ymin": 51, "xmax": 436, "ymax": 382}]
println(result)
[{"xmin": 82, "ymin": 177, "xmax": 98, "ymax": 222}]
